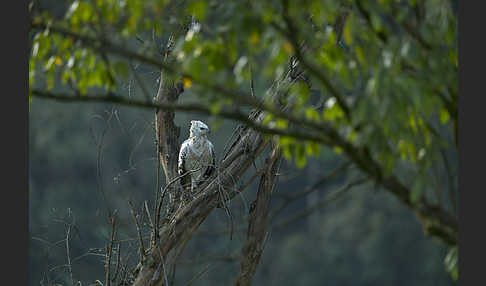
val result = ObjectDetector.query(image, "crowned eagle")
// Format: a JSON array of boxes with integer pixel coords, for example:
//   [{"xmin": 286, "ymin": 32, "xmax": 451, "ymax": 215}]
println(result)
[{"xmin": 178, "ymin": 120, "xmax": 216, "ymax": 192}]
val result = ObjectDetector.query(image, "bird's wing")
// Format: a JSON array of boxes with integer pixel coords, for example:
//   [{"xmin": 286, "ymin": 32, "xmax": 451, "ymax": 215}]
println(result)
[
  {"xmin": 178, "ymin": 141, "xmax": 192, "ymax": 188},
  {"xmin": 209, "ymin": 141, "xmax": 216, "ymax": 167},
  {"xmin": 178, "ymin": 141, "xmax": 190, "ymax": 175},
  {"xmin": 202, "ymin": 141, "xmax": 216, "ymax": 180}
]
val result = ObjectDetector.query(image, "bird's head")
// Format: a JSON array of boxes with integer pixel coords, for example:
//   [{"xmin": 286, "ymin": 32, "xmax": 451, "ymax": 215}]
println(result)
[{"xmin": 189, "ymin": 120, "xmax": 210, "ymax": 138}]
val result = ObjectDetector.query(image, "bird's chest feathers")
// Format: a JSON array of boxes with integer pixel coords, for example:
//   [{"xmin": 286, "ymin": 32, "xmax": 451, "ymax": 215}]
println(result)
[{"xmin": 187, "ymin": 138, "xmax": 210, "ymax": 163}]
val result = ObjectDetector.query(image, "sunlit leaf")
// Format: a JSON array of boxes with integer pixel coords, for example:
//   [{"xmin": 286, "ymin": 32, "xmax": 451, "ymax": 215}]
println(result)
[
  {"xmin": 333, "ymin": 146, "xmax": 343, "ymax": 154},
  {"xmin": 440, "ymin": 108, "xmax": 450, "ymax": 124},
  {"xmin": 295, "ymin": 143, "xmax": 307, "ymax": 169},
  {"xmin": 410, "ymin": 179, "xmax": 423, "ymax": 203},
  {"xmin": 186, "ymin": 1, "xmax": 207, "ymax": 21},
  {"xmin": 182, "ymin": 77, "xmax": 193, "ymax": 88},
  {"xmin": 113, "ymin": 62, "xmax": 129, "ymax": 79},
  {"xmin": 445, "ymin": 246, "xmax": 459, "ymax": 281}
]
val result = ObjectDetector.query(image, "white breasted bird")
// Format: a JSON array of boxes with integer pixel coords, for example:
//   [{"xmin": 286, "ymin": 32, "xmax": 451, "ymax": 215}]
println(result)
[{"xmin": 178, "ymin": 120, "xmax": 216, "ymax": 191}]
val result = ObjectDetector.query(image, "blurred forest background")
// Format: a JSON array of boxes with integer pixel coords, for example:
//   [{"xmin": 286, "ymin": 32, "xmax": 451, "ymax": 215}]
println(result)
[{"xmin": 29, "ymin": 0, "xmax": 458, "ymax": 285}]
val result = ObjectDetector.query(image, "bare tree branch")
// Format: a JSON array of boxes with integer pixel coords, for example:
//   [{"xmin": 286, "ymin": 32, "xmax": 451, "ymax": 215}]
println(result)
[
  {"xmin": 274, "ymin": 177, "xmax": 369, "ymax": 229},
  {"xmin": 105, "ymin": 215, "xmax": 117, "ymax": 286},
  {"xmin": 270, "ymin": 160, "xmax": 351, "ymax": 221},
  {"xmin": 65, "ymin": 222, "xmax": 76, "ymax": 286},
  {"xmin": 30, "ymin": 89, "xmax": 333, "ymax": 145},
  {"xmin": 128, "ymin": 201, "xmax": 146, "ymax": 264},
  {"xmin": 235, "ymin": 143, "xmax": 282, "ymax": 286}
]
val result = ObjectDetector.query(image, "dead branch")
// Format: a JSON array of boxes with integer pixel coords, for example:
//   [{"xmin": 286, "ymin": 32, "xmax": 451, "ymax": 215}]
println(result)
[
  {"xmin": 183, "ymin": 264, "xmax": 213, "ymax": 286},
  {"xmin": 235, "ymin": 143, "xmax": 282, "ymax": 286},
  {"xmin": 274, "ymin": 177, "xmax": 369, "ymax": 229},
  {"xmin": 105, "ymin": 215, "xmax": 117, "ymax": 286},
  {"xmin": 128, "ymin": 201, "xmax": 146, "ymax": 264},
  {"xmin": 270, "ymin": 161, "xmax": 352, "ymax": 221},
  {"xmin": 65, "ymin": 223, "xmax": 75, "ymax": 286},
  {"xmin": 111, "ymin": 243, "xmax": 121, "ymax": 283}
]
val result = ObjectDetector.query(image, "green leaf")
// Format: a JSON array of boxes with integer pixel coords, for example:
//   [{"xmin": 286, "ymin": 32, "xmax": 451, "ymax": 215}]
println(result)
[
  {"xmin": 233, "ymin": 56, "xmax": 248, "ymax": 83},
  {"xmin": 186, "ymin": 1, "xmax": 207, "ymax": 21},
  {"xmin": 323, "ymin": 97, "xmax": 344, "ymax": 121},
  {"xmin": 262, "ymin": 114, "xmax": 274, "ymax": 126},
  {"xmin": 283, "ymin": 144, "xmax": 292, "ymax": 160},
  {"xmin": 275, "ymin": 119, "xmax": 288, "ymax": 129},
  {"xmin": 305, "ymin": 108, "xmax": 320, "ymax": 122},
  {"xmin": 408, "ymin": 115, "xmax": 418, "ymax": 133},
  {"xmin": 47, "ymin": 73, "xmax": 54, "ymax": 90},
  {"xmin": 113, "ymin": 61, "xmax": 129, "ymax": 79},
  {"xmin": 440, "ymin": 108, "xmax": 450, "ymax": 124},
  {"xmin": 348, "ymin": 129, "xmax": 357, "ymax": 143},
  {"xmin": 295, "ymin": 144, "xmax": 307, "ymax": 169},
  {"xmin": 444, "ymin": 246, "xmax": 459, "ymax": 281},
  {"xmin": 65, "ymin": 1, "xmax": 80, "ymax": 19},
  {"xmin": 343, "ymin": 17, "xmax": 353, "ymax": 45},
  {"xmin": 410, "ymin": 179, "xmax": 423, "ymax": 203},
  {"xmin": 44, "ymin": 56, "xmax": 56, "ymax": 71},
  {"xmin": 209, "ymin": 101, "xmax": 222, "ymax": 115},
  {"xmin": 310, "ymin": 1, "xmax": 324, "ymax": 26},
  {"xmin": 305, "ymin": 141, "xmax": 321, "ymax": 156},
  {"xmin": 31, "ymin": 42, "xmax": 40, "ymax": 58},
  {"xmin": 333, "ymin": 146, "xmax": 343, "ymax": 154},
  {"xmin": 279, "ymin": 136, "xmax": 295, "ymax": 146},
  {"xmin": 29, "ymin": 60, "xmax": 36, "ymax": 87},
  {"xmin": 290, "ymin": 82, "xmax": 310, "ymax": 106},
  {"xmin": 86, "ymin": 54, "xmax": 96, "ymax": 70}
]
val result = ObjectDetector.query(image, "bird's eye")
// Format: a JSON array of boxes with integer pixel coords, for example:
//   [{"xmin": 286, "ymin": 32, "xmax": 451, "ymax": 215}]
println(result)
[{"xmin": 200, "ymin": 127, "xmax": 204, "ymax": 130}]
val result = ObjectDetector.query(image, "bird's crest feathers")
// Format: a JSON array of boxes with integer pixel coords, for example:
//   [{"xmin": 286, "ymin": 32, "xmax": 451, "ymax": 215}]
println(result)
[{"xmin": 189, "ymin": 120, "xmax": 210, "ymax": 138}]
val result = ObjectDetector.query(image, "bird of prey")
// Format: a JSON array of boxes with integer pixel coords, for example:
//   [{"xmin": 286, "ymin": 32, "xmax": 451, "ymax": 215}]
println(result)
[{"xmin": 178, "ymin": 120, "xmax": 216, "ymax": 194}]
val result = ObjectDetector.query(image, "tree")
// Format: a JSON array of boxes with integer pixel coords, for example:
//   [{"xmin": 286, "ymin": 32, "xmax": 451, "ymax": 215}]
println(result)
[{"xmin": 29, "ymin": 0, "xmax": 458, "ymax": 284}]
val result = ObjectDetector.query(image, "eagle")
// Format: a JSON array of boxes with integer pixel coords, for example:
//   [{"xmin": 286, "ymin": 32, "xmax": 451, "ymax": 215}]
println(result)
[{"xmin": 178, "ymin": 120, "xmax": 216, "ymax": 193}]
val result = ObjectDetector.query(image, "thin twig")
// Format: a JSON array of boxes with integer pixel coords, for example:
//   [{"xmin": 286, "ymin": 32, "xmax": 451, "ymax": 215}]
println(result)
[
  {"xmin": 274, "ymin": 177, "xmax": 369, "ymax": 229},
  {"xmin": 250, "ymin": 63, "xmax": 256, "ymax": 99},
  {"xmin": 156, "ymin": 167, "xmax": 204, "ymax": 225},
  {"xmin": 128, "ymin": 200, "xmax": 146, "ymax": 263},
  {"xmin": 144, "ymin": 200, "xmax": 155, "ymax": 238},
  {"xmin": 270, "ymin": 161, "xmax": 351, "ymax": 221},
  {"xmin": 183, "ymin": 264, "xmax": 213, "ymax": 286},
  {"xmin": 105, "ymin": 215, "xmax": 117, "ymax": 286},
  {"xmin": 65, "ymin": 223, "xmax": 75, "ymax": 286},
  {"xmin": 130, "ymin": 61, "xmax": 153, "ymax": 102},
  {"xmin": 111, "ymin": 243, "xmax": 121, "ymax": 283}
]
